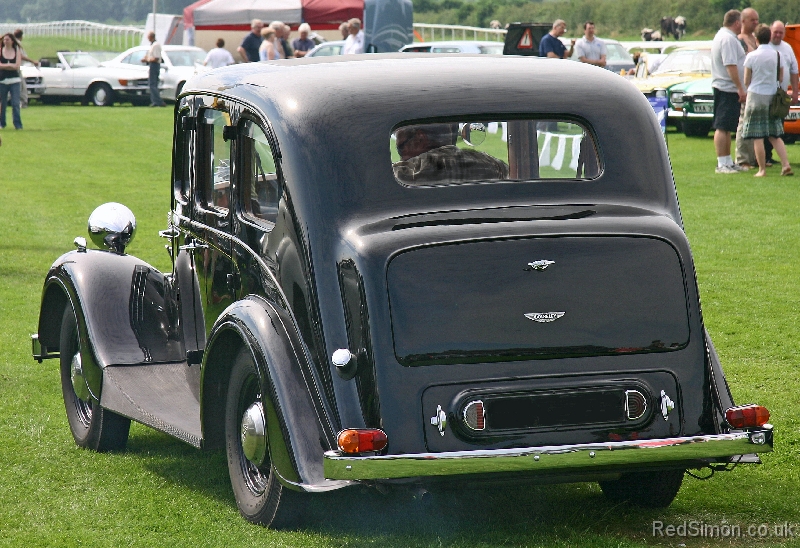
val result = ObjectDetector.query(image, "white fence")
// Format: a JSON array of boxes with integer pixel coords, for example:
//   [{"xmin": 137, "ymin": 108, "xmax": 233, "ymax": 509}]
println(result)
[
  {"xmin": 413, "ymin": 23, "xmax": 506, "ymax": 43},
  {"xmin": 0, "ymin": 20, "xmax": 144, "ymax": 50}
]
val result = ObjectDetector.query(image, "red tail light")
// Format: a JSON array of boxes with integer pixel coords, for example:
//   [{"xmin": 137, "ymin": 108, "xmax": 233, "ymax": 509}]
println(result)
[
  {"xmin": 337, "ymin": 429, "xmax": 388, "ymax": 454},
  {"xmin": 725, "ymin": 405, "xmax": 770, "ymax": 428}
]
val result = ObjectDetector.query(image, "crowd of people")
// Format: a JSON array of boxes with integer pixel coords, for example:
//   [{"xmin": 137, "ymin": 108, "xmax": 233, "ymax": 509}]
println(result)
[
  {"xmin": 222, "ymin": 17, "xmax": 365, "ymax": 67},
  {"xmin": 712, "ymin": 8, "xmax": 797, "ymax": 176},
  {"xmin": 538, "ymin": 19, "xmax": 607, "ymax": 68}
]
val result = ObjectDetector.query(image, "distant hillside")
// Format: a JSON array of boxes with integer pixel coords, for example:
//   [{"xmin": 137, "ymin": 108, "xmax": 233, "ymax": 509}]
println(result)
[
  {"xmin": 412, "ymin": 0, "xmax": 800, "ymax": 39},
  {"xmin": 0, "ymin": 0, "xmax": 195, "ymax": 25}
]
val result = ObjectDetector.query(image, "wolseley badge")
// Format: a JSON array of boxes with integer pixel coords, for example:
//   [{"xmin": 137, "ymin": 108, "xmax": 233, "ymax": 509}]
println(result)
[
  {"xmin": 524, "ymin": 312, "xmax": 565, "ymax": 323},
  {"xmin": 525, "ymin": 260, "xmax": 555, "ymax": 271}
]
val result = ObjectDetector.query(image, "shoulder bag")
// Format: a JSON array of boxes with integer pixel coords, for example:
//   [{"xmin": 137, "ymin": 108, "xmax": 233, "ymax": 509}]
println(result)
[{"xmin": 770, "ymin": 52, "xmax": 792, "ymax": 119}]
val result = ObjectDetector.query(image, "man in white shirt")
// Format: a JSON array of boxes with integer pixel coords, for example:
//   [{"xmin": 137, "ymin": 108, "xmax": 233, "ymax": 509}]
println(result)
[
  {"xmin": 575, "ymin": 21, "xmax": 606, "ymax": 68},
  {"xmin": 711, "ymin": 10, "xmax": 746, "ymax": 173},
  {"xmin": 142, "ymin": 31, "xmax": 166, "ymax": 107},
  {"xmin": 204, "ymin": 38, "xmax": 235, "ymax": 69},
  {"xmin": 342, "ymin": 18, "xmax": 365, "ymax": 55},
  {"xmin": 769, "ymin": 21, "xmax": 799, "ymax": 102}
]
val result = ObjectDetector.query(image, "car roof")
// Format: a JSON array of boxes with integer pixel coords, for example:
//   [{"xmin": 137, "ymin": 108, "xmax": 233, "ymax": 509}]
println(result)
[{"xmin": 183, "ymin": 54, "xmax": 676, "ymax": 218}]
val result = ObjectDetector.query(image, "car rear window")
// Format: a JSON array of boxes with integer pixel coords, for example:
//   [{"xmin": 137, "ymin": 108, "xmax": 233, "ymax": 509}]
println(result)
[{"xmin": 391, "ymin": 119, "xmax": 601, "ymax": 186}]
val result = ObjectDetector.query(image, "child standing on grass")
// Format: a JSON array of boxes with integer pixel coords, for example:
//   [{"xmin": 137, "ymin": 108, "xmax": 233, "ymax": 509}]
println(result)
[{"xmin": 0, "ymin": 33, "xmax": 22, "ymax": 130}]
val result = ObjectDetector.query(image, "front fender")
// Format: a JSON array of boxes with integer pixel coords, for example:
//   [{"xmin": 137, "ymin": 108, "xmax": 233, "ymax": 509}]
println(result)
[
  {"xmin": 38, "ymin": 249, "xmax": 184, "ymax": 376},
  {"xmin": 202, "ymin": 295, "xmax": 347, "ymax": 492}
]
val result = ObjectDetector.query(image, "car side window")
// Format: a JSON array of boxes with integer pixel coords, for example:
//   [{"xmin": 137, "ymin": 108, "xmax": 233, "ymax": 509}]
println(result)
[
  {"xmin": 240, "ymin": 120, "xmax": 279, "ymax": 225},
  {"xmin": 199, "ymin": 109, "xmax": 232, "ymax": 213},
  {"xmin": 123, "ymin": 51, "xmax": 147, "ymax": 65},
  {"xmin": 173, "ymin": 112, "xmax": 192, "ymax": 204}
]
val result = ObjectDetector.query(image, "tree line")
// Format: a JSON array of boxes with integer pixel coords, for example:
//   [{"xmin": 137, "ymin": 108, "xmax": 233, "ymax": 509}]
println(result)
[
  {"xmin": 0, "ymin": 0, "xmax": 195, "ymax": 25},
  {"xmin": 2, "ymin": 0, "xmax": 800, "ymax": 37},
  {"xmin": 415, "ymin": 0, "xmax": 800, "ymax": 38}
]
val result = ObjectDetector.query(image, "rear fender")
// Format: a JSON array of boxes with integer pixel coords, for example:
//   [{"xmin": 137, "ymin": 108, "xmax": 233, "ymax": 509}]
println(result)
[
  {"xmin": 201, "ymin": 295, "xmax": 346, "ymax": 492},
  {"xmin": 705, "ymin": 328, "xmax": 735, "ymax": 431}
]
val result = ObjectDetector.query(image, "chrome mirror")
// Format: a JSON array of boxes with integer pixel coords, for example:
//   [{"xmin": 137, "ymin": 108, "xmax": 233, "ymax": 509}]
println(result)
[
  {"xmin": 88, "ymin": 202, "xmax": 136, "ymax": 254},
  {"xmin": 460, "ymin": 122, "xmax": 487, "ymax": 147}
]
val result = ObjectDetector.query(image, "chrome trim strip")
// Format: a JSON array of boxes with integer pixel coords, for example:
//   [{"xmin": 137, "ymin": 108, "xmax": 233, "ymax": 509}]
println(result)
[{"xmin": 323, "ymin": 428, "xmax": 773, "ymax": 480}]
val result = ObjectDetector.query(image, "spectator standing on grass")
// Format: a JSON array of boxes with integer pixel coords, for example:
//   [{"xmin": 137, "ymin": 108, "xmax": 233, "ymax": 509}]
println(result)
[
  {"xmin": 259, "ymin": 28, "xmax": 278, "ymax": 61},
  {"xmin": 741, "ymin": 24, "xmax": 793, "ymax": 177},
  {"xmin": 711, "ymin": 10, "xmax": 747, "ymax": 174},
  {"xmin": 539, "ymin": 19, "xmax": 575, "ymax": 59},
  {"xmin": 293, "ymin": 23, "xmax": 315, "ymax": 57},
  {"xmin": 12, "ymin": 29, "xmax": 37, "ymax": 108},
  {"xmin": 735, "ymin": 7, "xmax": 759, "ymax": 169},
  {"xmin": 237, "ymin": 20, "xmax": 264, "ymax": 62},
  {"xmin": 281, "ymin": 24, "xmax": 294, "ymax": 58},
  {"xmin": 142, "ymin": 31, "xmax": 166, "ymax": 107},
  {"xmin": 204, "ymin": 38, "xmax": 235, "ymax": 69},
  {"xmin": 575, "ymin": 21, "xmax": 606, "ymax": 68},
  {"xmin": 342, "ymin": 19, "xmax": 365, "ymax": 55},
  {"xmin": 269, "ymin": 22, "xmax": 286, "ymax": 59},
  {"xmin": 0, "ymin": 33, "xmax": 23, "ymax": 130},
  {"xmin": 339, "ymin": 22, "xmax": 350, "ymax": 40}
]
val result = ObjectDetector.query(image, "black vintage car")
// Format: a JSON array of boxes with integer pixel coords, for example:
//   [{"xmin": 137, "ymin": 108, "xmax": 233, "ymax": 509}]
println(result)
[{"xmin": 32, "ymin": 55, "xmax": 773, "ymax": 527}]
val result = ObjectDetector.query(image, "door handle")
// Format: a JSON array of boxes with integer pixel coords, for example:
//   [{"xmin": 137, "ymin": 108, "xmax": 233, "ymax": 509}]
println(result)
[{"xmin": 179, "ymin": 241, "xmax": 209, "ymax": 251}]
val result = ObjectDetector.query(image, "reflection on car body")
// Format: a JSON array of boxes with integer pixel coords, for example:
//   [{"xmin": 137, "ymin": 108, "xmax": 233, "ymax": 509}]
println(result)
[{"xmin": 32, "ymin": 54, "xmax": 773, "ymax": 529}]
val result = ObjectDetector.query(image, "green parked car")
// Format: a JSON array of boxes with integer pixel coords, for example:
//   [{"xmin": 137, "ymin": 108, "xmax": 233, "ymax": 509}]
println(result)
[{"xmin": 670, "ymin": 77, "xmax": 713, "ymax": 137}]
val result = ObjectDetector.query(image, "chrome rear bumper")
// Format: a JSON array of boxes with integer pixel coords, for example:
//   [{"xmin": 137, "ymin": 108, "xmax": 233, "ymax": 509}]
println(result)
[{"xmin": 324, "ymin": 427, "xmax": 773, "ymax": 481}]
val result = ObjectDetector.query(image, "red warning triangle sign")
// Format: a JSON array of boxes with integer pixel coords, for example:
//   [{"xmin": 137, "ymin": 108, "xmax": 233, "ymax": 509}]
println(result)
[{"xmin": 517, "ymin": 28, "xmax": 533, "ymax": 49}]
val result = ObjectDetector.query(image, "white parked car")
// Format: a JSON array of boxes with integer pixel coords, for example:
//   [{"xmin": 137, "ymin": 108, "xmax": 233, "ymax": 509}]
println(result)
[
  {"xmin": 39, "ymin": 51, "xmax": 160, "ymax": 106},
  {"xmin": 21, "ymin": 62, "xmax": 45, "ymax": 98},
  {"xmin": 104, "ymin": 45, "xmax": 209, "ymax": 100}
]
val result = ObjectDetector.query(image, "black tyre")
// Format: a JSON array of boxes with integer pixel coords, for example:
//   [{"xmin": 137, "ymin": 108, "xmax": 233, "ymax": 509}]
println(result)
[
  {"xmin": 783, "ymin": 134, "xmax": 797, "ymax": 145},
  {"xmin": 225, "ymin": 347, "xmax": 304, "ymax": 528},
  {"xmin": 599, "ymin": 469, "xmax": 684, "ymax": 508},
  {"xmin": 684, "ymin": 120, "xmax": 711, "ymax": 137},
  {"xmin": 88, "ymin": 83, "xmax": 114, "ymax": 106},
  {"xmin": 59, "ymin": 306, "xmax": 130, "ymax": 451}
]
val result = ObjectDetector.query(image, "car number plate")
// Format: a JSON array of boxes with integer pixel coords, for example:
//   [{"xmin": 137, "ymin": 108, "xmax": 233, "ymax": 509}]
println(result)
[
  {"xmin": 693, "ymin": 103, "xmax": 713, "ymax": 113},
  {"xmin": 785, "ymin": 110, "xmax": 800, "ymax": 121}
]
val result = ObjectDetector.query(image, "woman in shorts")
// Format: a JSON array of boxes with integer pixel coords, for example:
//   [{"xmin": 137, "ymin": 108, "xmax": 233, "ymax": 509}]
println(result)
[{"xmin": 742, "ymin": 24, "xmax": 792, "ymax": 177}]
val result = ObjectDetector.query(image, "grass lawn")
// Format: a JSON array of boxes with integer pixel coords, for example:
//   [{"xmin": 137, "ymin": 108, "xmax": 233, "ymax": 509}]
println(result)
[{"xmin": 1, "ymin": 105, "xmax": 799, "ymax": 547}]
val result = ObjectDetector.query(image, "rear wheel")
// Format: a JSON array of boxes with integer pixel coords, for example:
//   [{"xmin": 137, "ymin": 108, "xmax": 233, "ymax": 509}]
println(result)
[
  {"xmin": 599, "ymin": 469, "xmax": 684, "ymax": 508},
  {"xmin": 59, "ymin": 306, "xmax": 130, "ymax": 451},
  {"xmin": 88, "ymin": 83, "xmax": 114, "ymax": 107},
  {"xmin": 225, "ymin": 347, "xmax": 304, "ymax": 528}
]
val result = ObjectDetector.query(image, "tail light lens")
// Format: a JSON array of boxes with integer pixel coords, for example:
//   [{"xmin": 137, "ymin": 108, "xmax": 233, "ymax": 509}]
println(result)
[
  {"xmin": 725, "ymin": 405, "xmax": 770, "ymax": 428},
  {"xmin": 337, "ymin": 429, "xmax": 388, "ymax": 454}
]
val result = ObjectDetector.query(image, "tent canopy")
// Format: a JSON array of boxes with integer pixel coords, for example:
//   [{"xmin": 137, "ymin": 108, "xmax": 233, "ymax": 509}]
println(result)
[{"xmin": 184, "ymin": 0, "xmax": 363, "ymax": 30}]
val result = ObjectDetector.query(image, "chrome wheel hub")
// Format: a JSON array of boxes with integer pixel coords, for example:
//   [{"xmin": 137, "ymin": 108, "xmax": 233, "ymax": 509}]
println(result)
[
  {"xmin": 70, "ymin": 351, "xmax": 90, "ymax": 402},
  {"xmin": 240, "ymin": 401, "xmax": 267, "ymax": 466}
]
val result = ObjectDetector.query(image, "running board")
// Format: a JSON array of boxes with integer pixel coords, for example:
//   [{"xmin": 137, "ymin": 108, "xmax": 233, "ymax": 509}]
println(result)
[{"xmin": 100, "ymin": 362, "xmax": 202, "ymax": 448}]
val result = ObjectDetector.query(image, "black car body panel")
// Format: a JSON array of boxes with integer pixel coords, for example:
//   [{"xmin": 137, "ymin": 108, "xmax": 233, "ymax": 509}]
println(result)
[{"xmin": 33, "ymin": 55, "xmax": 772, "ymax": 520}]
